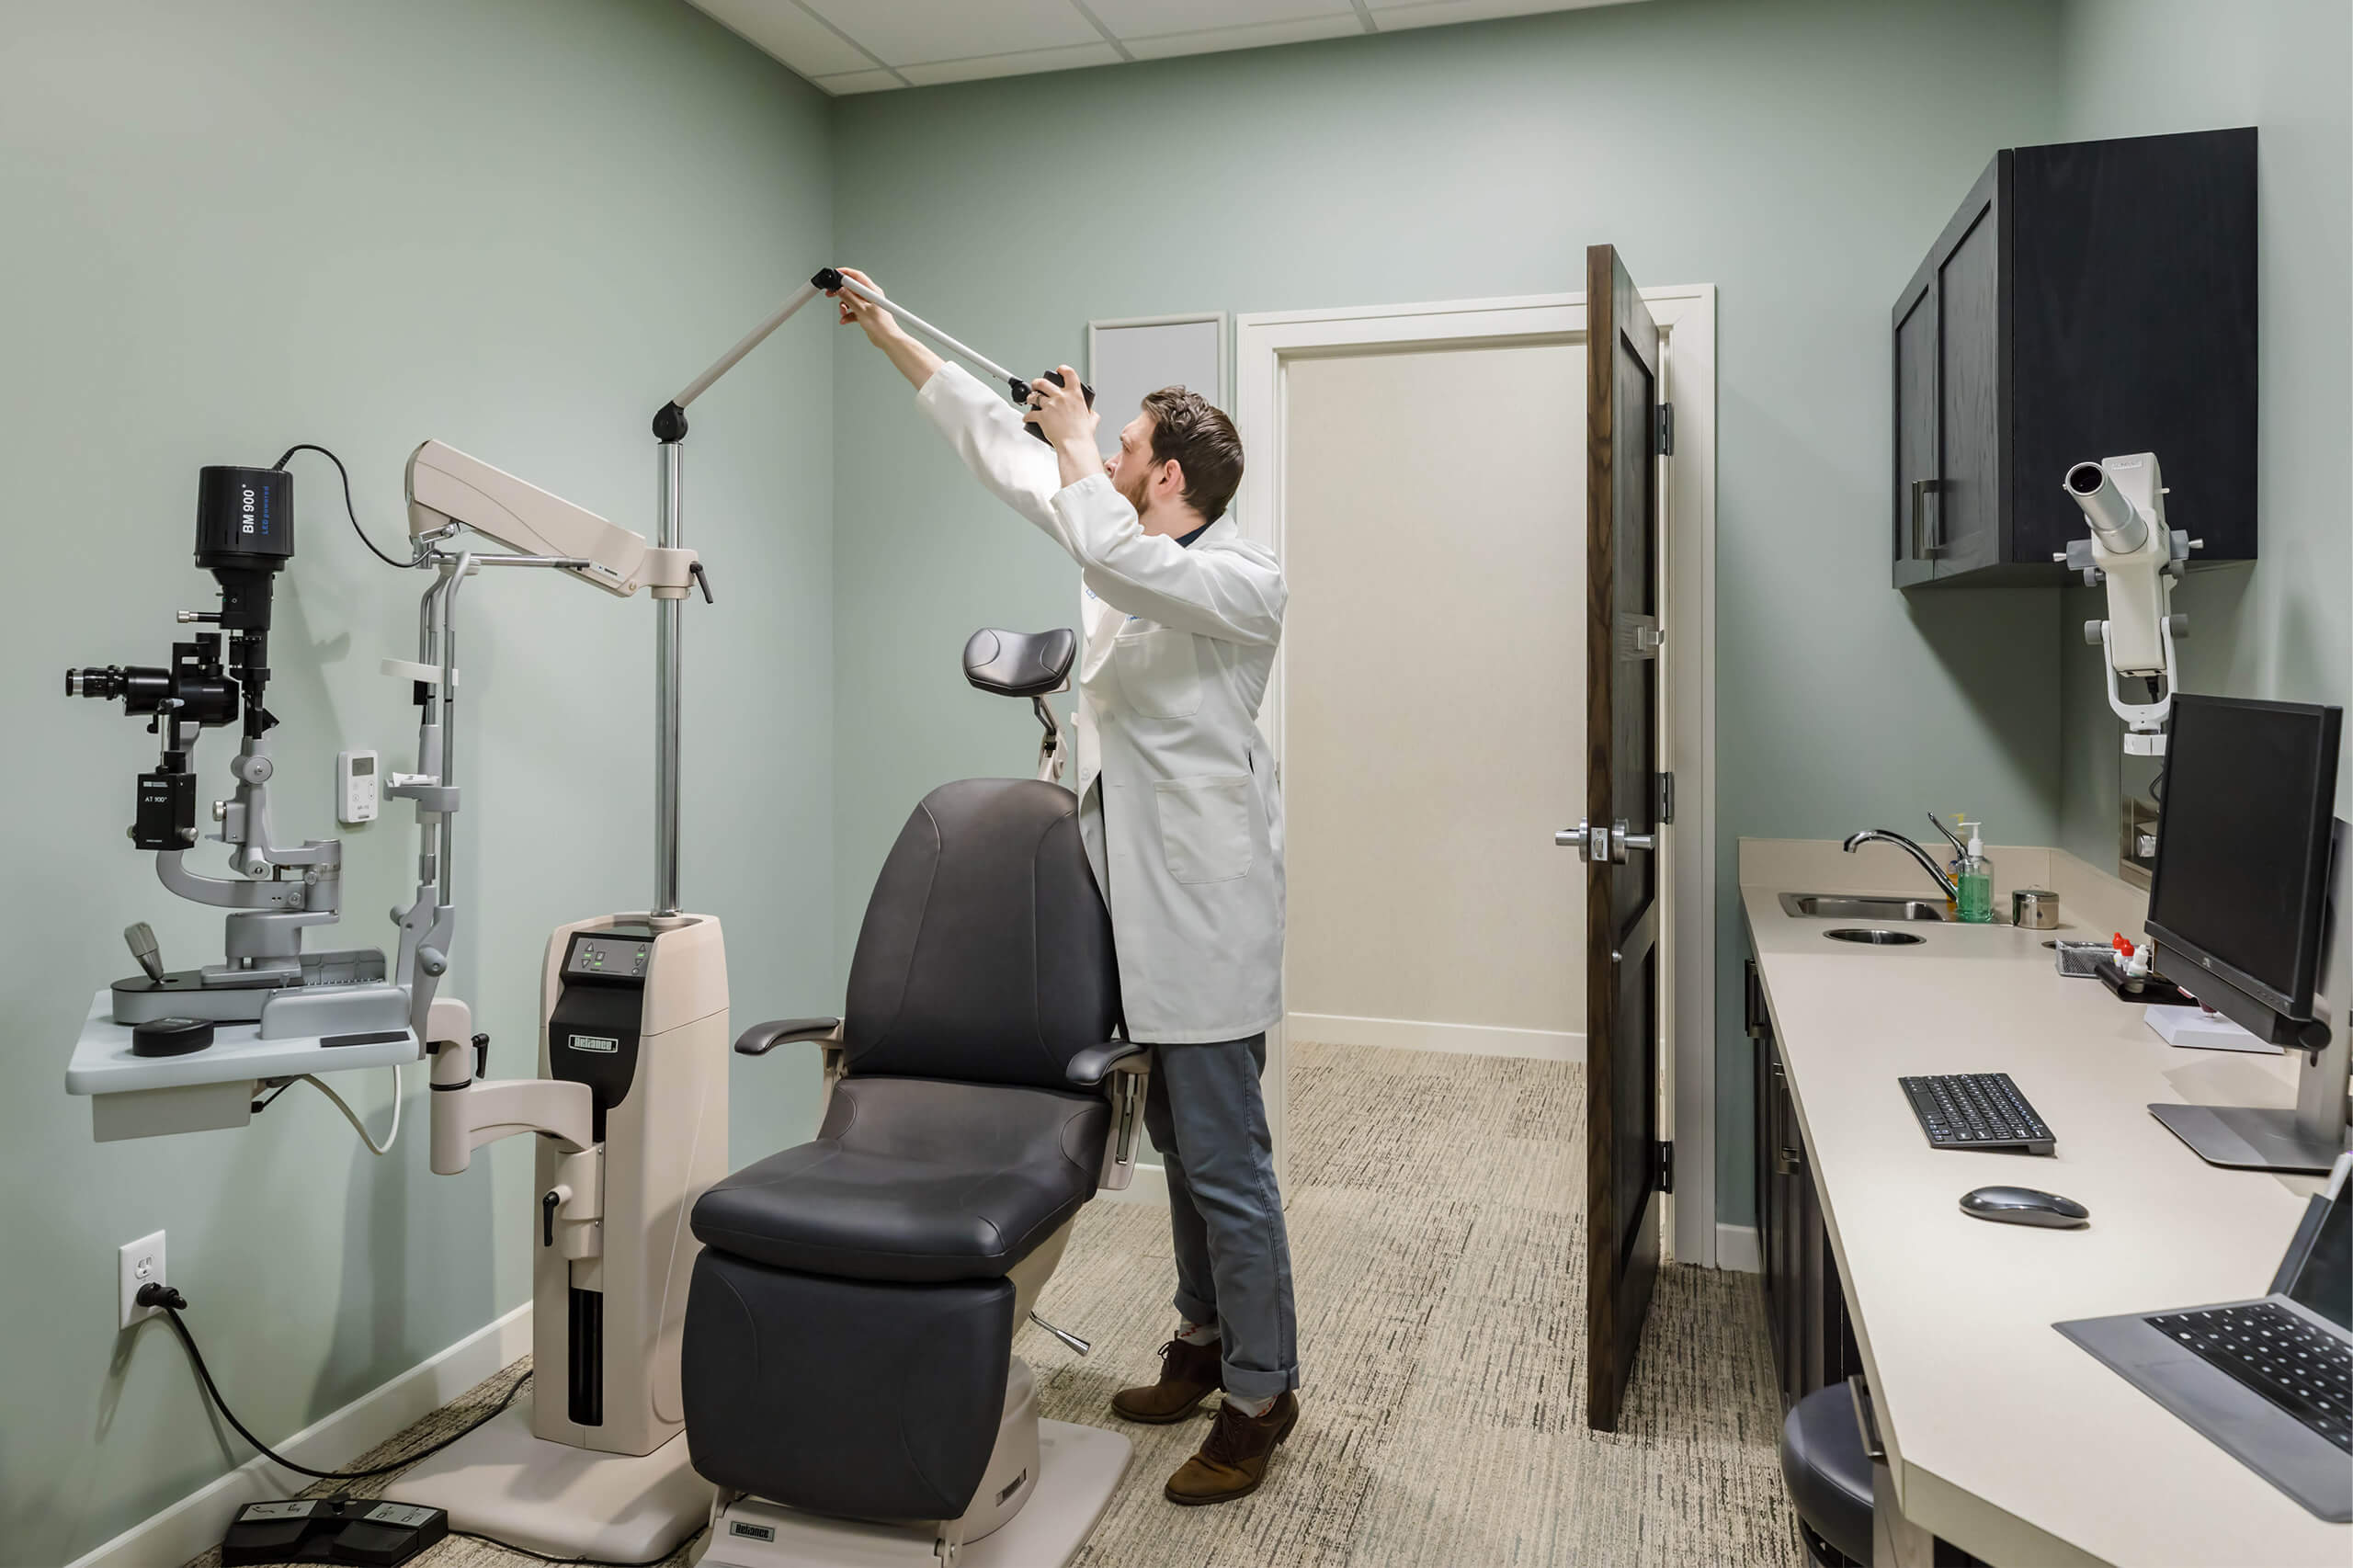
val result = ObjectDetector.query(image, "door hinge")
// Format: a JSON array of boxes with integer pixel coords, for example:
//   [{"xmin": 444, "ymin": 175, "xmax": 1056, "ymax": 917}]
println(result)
[
  {"xmin": 1654, "ymin": 1140, "xmax": 1675, "ymax": 1194},
  {"xmin": 1654, "ymin": 401, "xmax": 1675, "ymax": 457},
  {"xmin": 1656, "ymin": 770, "xmax": 1675, "ymax": 825}
]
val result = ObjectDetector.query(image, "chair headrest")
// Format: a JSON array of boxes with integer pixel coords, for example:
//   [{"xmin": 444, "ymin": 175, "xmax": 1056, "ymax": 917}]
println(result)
[{"xmin": 962, "ymin": 628, "xmax": 1075, "ymax": 699}]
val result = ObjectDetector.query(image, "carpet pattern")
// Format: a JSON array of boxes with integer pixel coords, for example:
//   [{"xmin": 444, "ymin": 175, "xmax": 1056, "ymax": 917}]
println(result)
[{"xmin": 188, "ymin": 1040, "xmax": 1802, "ymax": 1566}]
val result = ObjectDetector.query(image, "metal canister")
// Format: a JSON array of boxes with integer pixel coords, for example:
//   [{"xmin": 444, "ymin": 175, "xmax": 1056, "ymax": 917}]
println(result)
[{"xmin": 2011, "ymin": 888, "xmax": 2060, "ymax": 930}]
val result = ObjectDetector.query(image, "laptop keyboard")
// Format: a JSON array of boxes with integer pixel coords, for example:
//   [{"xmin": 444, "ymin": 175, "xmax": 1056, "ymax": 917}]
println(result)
[{"xmin": 2147, "ymin": 1301, "xmax": 2353, "ymax": 1452}]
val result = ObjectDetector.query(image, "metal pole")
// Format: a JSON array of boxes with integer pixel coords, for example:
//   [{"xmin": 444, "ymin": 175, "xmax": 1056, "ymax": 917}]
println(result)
[
  {"xmin": 654, "ymin": 442, "xmax": 684, "ymax": 918},
  {"xmin": 436, "ymin": 555, "xmax": 471, "ymax": 907}
]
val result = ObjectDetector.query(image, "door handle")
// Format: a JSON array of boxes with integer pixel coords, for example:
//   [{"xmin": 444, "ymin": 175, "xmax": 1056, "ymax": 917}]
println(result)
[
  {"xmin": 1556, "ymin": 820, "xmax": 1609, "ymax": 863},
  {"xmin": 1555, "ymin": 819, "xmax": 1656, "ymax": 864},
  {"xmin": 1774, "ymin": 1145, "xmax": 1804, "ymax": 1176}
]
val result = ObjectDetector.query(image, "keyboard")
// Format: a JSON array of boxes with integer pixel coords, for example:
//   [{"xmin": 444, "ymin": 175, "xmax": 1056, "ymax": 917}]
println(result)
[
  {"xmin": 1899, "ymin": 1073, "xmax": 2055, "ymax": 1154},
  {"xmin": 2147, "ymin": 1302, "xmax": 2353, "ymax": 1453}
]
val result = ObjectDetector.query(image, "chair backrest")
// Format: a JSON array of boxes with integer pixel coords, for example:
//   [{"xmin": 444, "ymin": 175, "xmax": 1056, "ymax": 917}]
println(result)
[{"xmin": 843, "ymin": 777, "xmax": 1120, "ymax": 1088}]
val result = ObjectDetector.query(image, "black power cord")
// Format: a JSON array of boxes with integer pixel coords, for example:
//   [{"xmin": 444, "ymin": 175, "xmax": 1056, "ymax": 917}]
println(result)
[
  {"xmin": 142, "ymin": 1285, "xmax": 704, "ymax": 1566},
  {"xmin": 274, "ymin": 442, "xmax": 422, "ymax": 570},
  {"xmin": 143, "ymin": 1284, "xmax": 525, "ymax": 1480}
]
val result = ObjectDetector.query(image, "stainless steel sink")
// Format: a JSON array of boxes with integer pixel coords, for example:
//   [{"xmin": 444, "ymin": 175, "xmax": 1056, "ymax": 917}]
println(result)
[
  {"xmin": 1780, "ymin": 892, "xmax": 1950, "ymax": 923},
  {"xmin": 1824, "ymin": 927, "xmax": 1926, "ymax": 946}
]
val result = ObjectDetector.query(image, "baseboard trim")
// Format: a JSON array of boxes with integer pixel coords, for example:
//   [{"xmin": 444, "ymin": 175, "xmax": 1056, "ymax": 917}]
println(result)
[
  {"xmin": 1715, "ymin": 1222, "xmax": 1760, "ymax": 1273},
  {"xmin": 66, "ymin": 1302, "xmax": 534, "ymax": 1568},
  {"xmin": 1287, "ymin": 1012, "xmax": 1585, "ymax": 1062}
]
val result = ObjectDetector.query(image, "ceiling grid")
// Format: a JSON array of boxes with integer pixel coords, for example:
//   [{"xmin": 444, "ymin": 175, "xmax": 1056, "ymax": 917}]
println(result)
[{"xmin": 688, "ymin": 0, "xmax": 1642, "ymax": 94}]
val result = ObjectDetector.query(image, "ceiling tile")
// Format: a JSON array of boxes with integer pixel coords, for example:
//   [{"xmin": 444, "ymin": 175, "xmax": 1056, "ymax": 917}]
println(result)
[
  {"xmin": 802, "ymin": 0, "xmax": 1104, "ymax": 67},
  {"xmin": 1084, "ymin": 0, "xmax": 1354, "ymax": 35},
  {"xmin": 898, "ymin": 41, "xmax": 1126, "ymax": 85},
  {"xmin": 686, "ymin": 0, "xmax": 876, "ymax": 77},
  {"xmin": 1368, "ymin": 0, "xmax": 1638, "ymax": 16},
  {"xmin": 812, "ymin": 68, "xmax": 906, "ymax": 94},
  {"xmin": 1123, "ymin": 14, "xmax": 1366, "ymax": 60}
]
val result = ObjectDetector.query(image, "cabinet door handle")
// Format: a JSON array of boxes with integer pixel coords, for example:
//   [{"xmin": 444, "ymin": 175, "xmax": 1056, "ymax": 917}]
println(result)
[{"xmin": 1912, "ymin": 478, "xmax": 1947, "ymax": 557}]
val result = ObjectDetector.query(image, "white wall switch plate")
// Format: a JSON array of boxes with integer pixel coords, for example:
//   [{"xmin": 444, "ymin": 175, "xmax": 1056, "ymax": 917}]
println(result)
[{"xmin": 119, "ymin": 1230, "xmax": 166, "ymax": 1328}]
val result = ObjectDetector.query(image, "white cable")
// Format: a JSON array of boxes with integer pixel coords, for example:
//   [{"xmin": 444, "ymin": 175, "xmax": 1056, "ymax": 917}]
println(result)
[{"xmin": 299, "ymin": 1065, "xmax": 403, "ymax": 1156}]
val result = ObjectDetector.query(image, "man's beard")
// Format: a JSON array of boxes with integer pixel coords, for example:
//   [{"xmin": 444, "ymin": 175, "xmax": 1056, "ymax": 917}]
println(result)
[{"xmin": 1114, "ymin": 465, "xmax": 1152, "ymax": 518}]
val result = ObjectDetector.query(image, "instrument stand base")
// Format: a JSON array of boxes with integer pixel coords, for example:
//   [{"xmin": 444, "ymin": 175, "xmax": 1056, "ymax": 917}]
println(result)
[
  {"xmin": 390, "ymin": 1388, "xmax": 711, "ymax": 1562},
  {"xmin": 699, "ymin": 1420, "xmax": 1130, "ymax": 1568},
  {"xmin": 2149, "ymin": 1102, "xmax": 2345, "ymax": 1176}
]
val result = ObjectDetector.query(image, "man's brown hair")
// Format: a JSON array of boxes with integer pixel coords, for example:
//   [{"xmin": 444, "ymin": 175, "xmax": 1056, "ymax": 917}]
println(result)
[{"xmin": 1140, "ymin": 387, "xmax": 1245, "ymax": 524}]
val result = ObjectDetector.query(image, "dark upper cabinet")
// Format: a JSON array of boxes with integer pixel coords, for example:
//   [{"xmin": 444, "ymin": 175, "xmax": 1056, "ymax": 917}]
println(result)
[{"xmin": 1893, "ymin": 128, "xmax": 2256, "ymax": 588}]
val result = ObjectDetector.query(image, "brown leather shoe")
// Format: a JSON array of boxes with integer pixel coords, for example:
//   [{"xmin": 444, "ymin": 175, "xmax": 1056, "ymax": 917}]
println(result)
[
  {"xmin": 1163, "ymin": 1392, "xmax": 1300, "ymax": 1506},
  {"xmin": 1110, "ymin": 1337, "xmax": 1225, "ymax": 1424}
]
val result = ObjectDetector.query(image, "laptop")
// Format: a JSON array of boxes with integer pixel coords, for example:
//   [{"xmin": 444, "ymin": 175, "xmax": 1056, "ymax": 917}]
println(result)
[{"xmin": 2057, "ymin": 1151, "xmax": 2353, "ymax": 1521}]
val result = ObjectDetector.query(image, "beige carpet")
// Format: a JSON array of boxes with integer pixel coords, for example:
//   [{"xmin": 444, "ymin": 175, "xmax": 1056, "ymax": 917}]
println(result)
[{"xmin": 190, "ymin": 1041, "xmax": 1802, "ymax": 1567}]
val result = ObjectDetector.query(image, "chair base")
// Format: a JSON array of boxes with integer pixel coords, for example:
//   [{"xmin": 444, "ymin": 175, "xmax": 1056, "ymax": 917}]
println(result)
[
  {"xmin": 392, "ymin": 1386, "xmax": 712, "ymax": 1562},
  {"xmin": 699, "ymin": 1419, "xmax": 1131, "ymax": 1568}
]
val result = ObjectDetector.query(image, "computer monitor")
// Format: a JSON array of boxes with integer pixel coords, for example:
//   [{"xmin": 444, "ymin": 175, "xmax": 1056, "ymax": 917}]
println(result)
[
  {"xmin": 2144, "ymin": 694, "xmax": 2348, "ymax": 1176},
  {"xmin": 2146, "ymin": 694, "xmax": 2341, "ymax": 1040}
]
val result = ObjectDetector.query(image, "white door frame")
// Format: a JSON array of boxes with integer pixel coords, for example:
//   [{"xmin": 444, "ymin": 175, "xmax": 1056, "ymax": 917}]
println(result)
[{"xmin": 1221, "ymin": 286, "xmax": 1722, "ymax": 1266}]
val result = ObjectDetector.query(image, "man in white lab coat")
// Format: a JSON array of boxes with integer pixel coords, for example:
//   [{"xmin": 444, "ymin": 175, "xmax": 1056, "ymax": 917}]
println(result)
[{"xmin": 834, "ymin": 271, "xmax": 1300, "ymax": 1506}]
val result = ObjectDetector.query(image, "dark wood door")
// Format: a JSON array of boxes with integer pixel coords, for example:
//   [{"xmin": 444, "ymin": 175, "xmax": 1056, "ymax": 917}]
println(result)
[{"xmin": 1579, "ymin": 244, "xmax": 1665, "ymax": 1432}]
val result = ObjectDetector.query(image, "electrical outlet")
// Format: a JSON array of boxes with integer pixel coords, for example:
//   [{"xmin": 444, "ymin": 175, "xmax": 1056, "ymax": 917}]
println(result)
[{"xmin": 119, "ymin": 1230, "xmax": 166, "ymax": 1329}]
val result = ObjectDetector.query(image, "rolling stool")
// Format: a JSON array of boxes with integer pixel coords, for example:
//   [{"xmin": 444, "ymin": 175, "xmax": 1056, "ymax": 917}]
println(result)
[{"xmin": 1780, "ymin": 1382, "xmax": 1874, "ymax": 1567}]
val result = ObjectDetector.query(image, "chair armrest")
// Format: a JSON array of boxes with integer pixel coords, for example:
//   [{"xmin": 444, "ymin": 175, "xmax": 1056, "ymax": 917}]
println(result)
[
  {"xmin": 1065, "ymin": 1040, "xmax": 1148, "ymax": 1087},
  {"xmin": 734, "ymin": 1017, "xmax": 843, "ymax": 1057}
]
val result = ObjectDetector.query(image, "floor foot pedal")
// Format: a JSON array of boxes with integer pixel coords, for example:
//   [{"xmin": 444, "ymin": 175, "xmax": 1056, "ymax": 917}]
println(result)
[{"xmin": 222, "ymin": 1496, "xmax": 449, "ymax": 1566}]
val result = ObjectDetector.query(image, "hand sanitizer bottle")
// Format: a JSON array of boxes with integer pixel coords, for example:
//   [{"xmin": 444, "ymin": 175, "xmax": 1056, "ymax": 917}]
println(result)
[{"xmin": 1957, "ymin": 822, "xmax": 1995, "ymax": 924}]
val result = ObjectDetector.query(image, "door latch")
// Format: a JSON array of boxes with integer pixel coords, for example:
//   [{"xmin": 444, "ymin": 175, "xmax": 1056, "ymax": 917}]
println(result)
[
  {"xmin": 1556, "ymin": 819, "xmax": 1656, "ymax": 863},
  {"xmin": 1557, "ymin": 819, "xmax": 1611, "ymax": 862}
]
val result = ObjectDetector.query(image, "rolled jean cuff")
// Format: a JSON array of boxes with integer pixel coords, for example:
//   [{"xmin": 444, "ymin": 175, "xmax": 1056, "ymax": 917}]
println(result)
[
  {"xmin": 1172, "ymin": 1288, "xmax": 1218, "ymax": 1328},
  {"xmin": 1220, "ymin": 1360, "xmax": 1301, "ymax": 1402}
]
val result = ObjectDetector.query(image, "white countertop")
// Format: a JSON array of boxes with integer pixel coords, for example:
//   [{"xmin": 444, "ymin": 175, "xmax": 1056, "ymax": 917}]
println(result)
[{"xmin": 1742, "ymin": 852, "xmax": 2343, "ymax": 1568}]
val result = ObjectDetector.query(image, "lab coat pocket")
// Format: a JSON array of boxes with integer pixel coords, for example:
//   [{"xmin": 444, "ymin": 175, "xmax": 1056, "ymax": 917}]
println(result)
[
  {"xmin": 1155, "ymin": 776, "xmax": 1254, "ymax": 885},
  {"xmin": 1112, "ymin": 628, "xmax": 1202, "ymax": 719}
]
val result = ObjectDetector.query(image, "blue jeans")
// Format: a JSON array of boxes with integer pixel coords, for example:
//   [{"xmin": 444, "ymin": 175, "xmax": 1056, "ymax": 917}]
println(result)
[{"xmin": 1142, "ymin": 1033, "xmax": 1301, "ymax": 1402}]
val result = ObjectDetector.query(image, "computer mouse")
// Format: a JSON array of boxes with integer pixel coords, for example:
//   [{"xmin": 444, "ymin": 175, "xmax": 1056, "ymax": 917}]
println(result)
[{"xmin": 1960, "ymin": 1186, "xmax": 2089, "ymax": 1228}]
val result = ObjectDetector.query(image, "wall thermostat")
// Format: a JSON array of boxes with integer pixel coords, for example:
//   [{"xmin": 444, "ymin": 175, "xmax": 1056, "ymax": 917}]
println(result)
[{"xmin": 337, "ymin": 749, "xmax": 380, "ymax": 824}]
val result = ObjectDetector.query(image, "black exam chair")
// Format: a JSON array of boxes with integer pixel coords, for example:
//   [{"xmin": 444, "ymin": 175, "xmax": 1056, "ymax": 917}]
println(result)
[
  {"xmin": 1781, "ymin": 1381, "xmax": 1876, "ymax": 1567},
  {"xmin": 685, "ymin": 630, "xmax": 1146, "ymax": 1568}
]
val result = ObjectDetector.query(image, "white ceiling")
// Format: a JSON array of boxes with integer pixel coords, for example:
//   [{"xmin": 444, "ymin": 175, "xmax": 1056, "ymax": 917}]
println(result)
[{"xmin": 688, "ymin": 0, "xmax": 1646, "ymax": 95}]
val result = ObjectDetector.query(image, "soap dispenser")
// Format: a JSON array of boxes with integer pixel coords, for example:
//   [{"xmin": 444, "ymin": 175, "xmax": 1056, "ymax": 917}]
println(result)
[{"xmin": 1957, "ymin": 822, "xmax": 1995, "ymax": 924}]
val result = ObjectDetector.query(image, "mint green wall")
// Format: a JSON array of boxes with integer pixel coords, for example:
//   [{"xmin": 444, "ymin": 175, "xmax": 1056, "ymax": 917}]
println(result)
[
  {"xmin": 2053, "ymin": 0, "xmax": 2353, "ymax": 867},
  {"xmin": 827, "ymin": 0, "xmax": 2067, "ymax": 1230},
  {"xmin": 0, "ymin": 3, "xmax": 833, "ymax": 1557}
]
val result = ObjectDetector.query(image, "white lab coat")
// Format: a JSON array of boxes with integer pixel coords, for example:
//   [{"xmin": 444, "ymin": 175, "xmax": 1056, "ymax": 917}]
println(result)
[{"xmin": 919, "ymin": 363, "xmax": 1287, "ymax": 1044}]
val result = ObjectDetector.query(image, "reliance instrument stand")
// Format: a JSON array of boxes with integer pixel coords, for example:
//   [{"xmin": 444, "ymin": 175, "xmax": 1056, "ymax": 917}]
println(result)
[
  {"xmin": 397, "ymin": 379, "xmax": 733, "ymax": 1561},
  {"xmin": 401, "ymin": 267, "xmax": 1094, "ymax": 1561}
]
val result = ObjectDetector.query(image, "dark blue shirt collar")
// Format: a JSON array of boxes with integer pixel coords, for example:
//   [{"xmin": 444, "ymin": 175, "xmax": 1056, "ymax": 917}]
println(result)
[{"xmin": 1175, "ymin": 520, "xmax": 1212, "ymax": 549}]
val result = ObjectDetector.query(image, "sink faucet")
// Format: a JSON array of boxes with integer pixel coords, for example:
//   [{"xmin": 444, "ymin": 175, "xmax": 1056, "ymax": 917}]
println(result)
[{"xmin": 1843, "ymin": 829, "xmax": 1959, "ymax": 900}]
